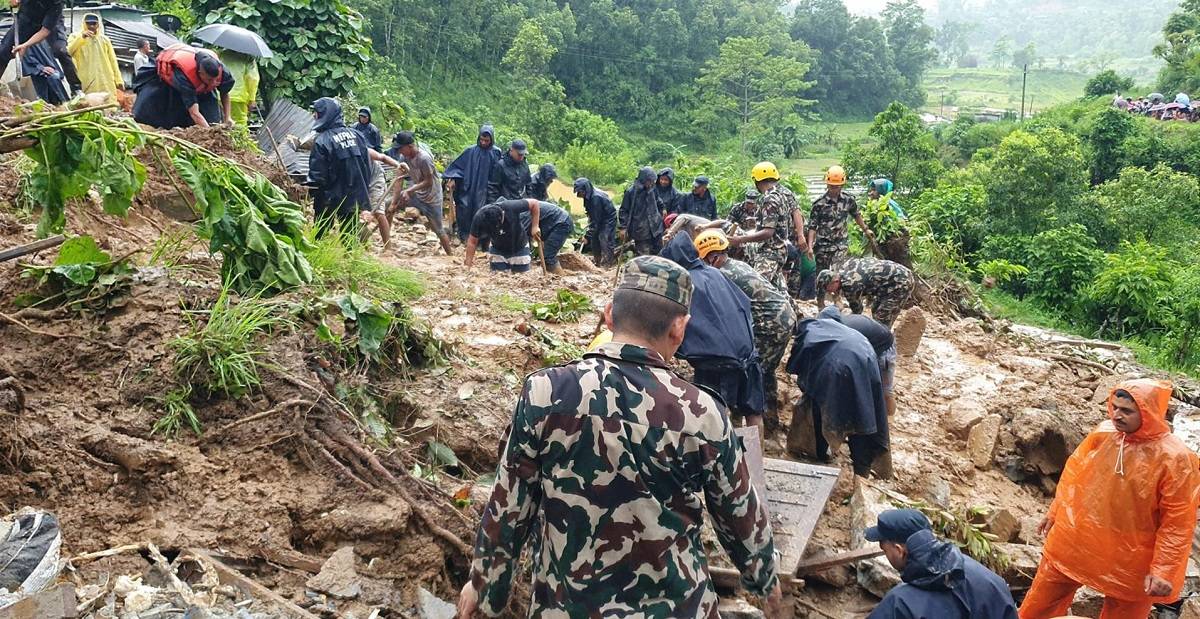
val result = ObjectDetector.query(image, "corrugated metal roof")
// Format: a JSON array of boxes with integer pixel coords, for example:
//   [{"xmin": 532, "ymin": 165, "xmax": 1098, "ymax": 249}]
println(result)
[
  {"xmin": 257, "ymin": 98, "xmax": 314, "ymax": 180},
  {"xmin": 104, "ymin": 18, "xmax": 178, "ymax": 51}
]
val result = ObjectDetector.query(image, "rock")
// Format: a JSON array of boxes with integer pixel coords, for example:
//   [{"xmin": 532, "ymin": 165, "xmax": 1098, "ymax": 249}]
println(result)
[
  {"xmin": 922, "ymin": 475, "xmax": 952, "ymax": 509},
  {"xmin": 786, "ymin": 397, "xmax": 819, "ymax": 460},
  {"xmin": 967, "ymin": 414, "xmax": 1002, "ymax": 469},
  {"xmin": 1179, "ymin": 596, "xmax": 1200, "ymax": 619},
  {"xmin": 857, "ymin": 556, "xmax": 901, "ymax": 598},
  {"xmin": 893, "ymin": 307, "xmax": 925, "ymax": 356},
  {"xmin": 307, "ymin": 547, "xmax": 362, "ymax": 599},
  {"xmin": 802, "ymin": 547, "xmax": 856, "ymax": 588},
  {"xmin": 993, "ymin": 543, "xmax": 1042, "ymax": 588},
  {"xmin": 1070, "ymin": 587, "xmax": 1104, "ymax": 617},
  {"xmin": 944, "ymin": 397, "xmax": 989, "ymax": 440},
  {"xmin": 982, "ymin": 508, "xmax": 1021, "ymax": 543},
  {"xmin": 1015, "ymin": 516, "xmax": 1042, "ymax": 545},
  {"xmin": 1005, "ymin": 408, "xmax": 1083, "ymax": 477},
  {"xmin": 1092, "ymin": 374, "xmax": 1139, "ymax": 405},
  {"xmin": 717, "ymin": 598, "xmax": 765, "ymax": 619},
  {"xmin": 417, "ymin": 587, "xmax": 456, "ymax": 619},
  {"xmin": 998, "ymin": 356, "xmax": 1053, "ymax": 384},
  {"xmin": 1183, "ymin": 558, "xmax": 1200, "ymax": 597}
]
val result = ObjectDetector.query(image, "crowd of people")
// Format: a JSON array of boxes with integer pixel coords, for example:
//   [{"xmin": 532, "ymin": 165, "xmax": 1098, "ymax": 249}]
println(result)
[{"xmin": 1114, "ymin": 91, "xmax": 1199, "ymax": 121}]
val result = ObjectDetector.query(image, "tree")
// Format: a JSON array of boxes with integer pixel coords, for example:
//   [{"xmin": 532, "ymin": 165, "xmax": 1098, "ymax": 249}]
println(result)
[
  {"xmin": 976, "ymin": 127, "xmax": 1088, "ymax": 235},
  {"xmin": 1154, "ymin": 0, "xmax": 1200, "ymax": 93},
  {"xmin": 990, "ymin": 36, "xmax": 1012, "ymax": 68},
  {"xmin": 694, "ymin": 36, "xmax": 814, "ymax": 170},
  {"xmin": 1084, "ymin": 106, "xmax": 1134, "ymax": 184},
  {"xmin": 1011, "ymin": 42, "xmax": 1039, "ymax": 69},
  {"xmin": 1088, "ymin": 241, "xmax": 1175, "ymax": 337},
  {"xmin": 882, "ymin": 0, "xmax": 937, "ymax": 106},
  {"xmin": 843, "ymin": 102, "xmax": 941, "ymax": 198},
  {"xmin": 1090, "ymin": 164, "xmax": 1200, "ymax": 255},
  {"xmin": 1084, "ymin": 70, "xmax": 1136, "ymax": 97},
  {"xmin": 196, "ymin": 0, "xmax": 371, "ymax": 105},
  {"xmin": 933, "ymin": 20, "xmax": 976, "ymax": 66}
]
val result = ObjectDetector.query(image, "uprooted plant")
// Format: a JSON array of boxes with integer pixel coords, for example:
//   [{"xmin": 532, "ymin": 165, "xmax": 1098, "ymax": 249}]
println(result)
[
  {"xmin": 531, "ymin": 289, "xmax": 594, "ymax": 324},
  {"xmin": 900, "ymin": 499, "xmax": 1011, "ymax": 572},
  {"xmin": 169, "ymin": 287, "xmax": 291, "ymax": 399},
  {"xmin": 311, "ymin": 291, "xmax": 452, "ymax": 375},
  {"xmin": 18, "ymin": 235, "xmax": 137, "ymax": 314},
  {"xmin": 4, "ymin": 104, "xmax": 311, "ymax": 294}
]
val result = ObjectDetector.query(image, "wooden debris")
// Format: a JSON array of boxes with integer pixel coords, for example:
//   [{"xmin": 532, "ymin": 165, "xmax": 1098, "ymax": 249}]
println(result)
[
  {"xmin": 794, "ymin": 547, "xmax": 885, "ymax": 575},
  {"xmin": 0, "ymin": 583, "xmax": 76, "ymax": 619},
  {"xmin": 0, "ymin": 236, "xmax": 65, "ymax": 263},
  {"xmin": 189, "ymin": 549, "xmax": 323, "ymax": 619}
]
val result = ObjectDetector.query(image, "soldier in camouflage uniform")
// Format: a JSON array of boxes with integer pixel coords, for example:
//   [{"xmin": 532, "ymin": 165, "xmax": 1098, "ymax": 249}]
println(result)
[
  {"xmin": 806, "ymin": 165, "xmax": 875, "ymax": 274},
  {"xmin": 459, "ymin": 256, "xmax": 780, "ymax": 619},
  {"xmin": 725, "ymin": 189, "xmax": 759, "ymax": 261},
  {"xmin": 816, "ymin": 257, "xmax": 914, "ymax": 327},
  {"xmin": 696, "ymin": 230, "xmax": 798, "ymax": 433},
  {"xmin": 730, "ymin": 162, "xmax": 806, "ymax": 291}
]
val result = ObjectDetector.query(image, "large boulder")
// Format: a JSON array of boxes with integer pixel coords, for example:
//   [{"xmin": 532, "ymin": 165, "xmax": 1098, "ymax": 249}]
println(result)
[
  {"xmin": 996, "ymin": 407, "xmax": 1086, "ymax": 485},
  {"xmin": 967, "ymin": 414, "xmax": 1002, "ymax": 469}
]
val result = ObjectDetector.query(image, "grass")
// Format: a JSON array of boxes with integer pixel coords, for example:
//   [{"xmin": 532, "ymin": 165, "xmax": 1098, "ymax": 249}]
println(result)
[
  {"xmin": 496, "ymin": 293, "xmax": 531, "ymax": 313},
  {"xmin": 923, "ymin": 67, "xmax": 1089, "ymax": 113},
  {"xmin": 306, "ymin": 231, "xmax": 426, "ymax": 302},
  {"xmin": 150, "ymin": 385, "xmax": 201, "ymax": 437},
  {"xmin": 169, "ymin": 288, "xmax": 290, "ymax": 398}
]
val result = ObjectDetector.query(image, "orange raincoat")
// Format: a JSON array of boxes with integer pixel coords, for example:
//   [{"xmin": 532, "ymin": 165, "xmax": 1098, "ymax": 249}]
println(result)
[{"xmin": 1040, "ymin": 378, "xmax": 1200, "ymax": 602}]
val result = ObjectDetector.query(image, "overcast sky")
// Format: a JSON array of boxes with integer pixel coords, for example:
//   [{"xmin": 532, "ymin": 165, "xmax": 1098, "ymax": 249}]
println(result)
[{"xmin": 838, "ymin": 0, "xmax": 939, "ymax": 16}]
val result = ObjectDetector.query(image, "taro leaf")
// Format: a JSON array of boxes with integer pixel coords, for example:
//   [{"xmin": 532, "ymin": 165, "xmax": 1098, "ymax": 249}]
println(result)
[
  {"xmin": 427, "ymin": 441, "xmax": 458, "ymax": 468},
  {"xmin": 172, "ymin": 155, "xmax": 211, "ymax": 214},
  {"xmin": 55, "ymin": 236, "xmax": 110, "ymax": 266},
  {"xmin": 355, "ymin": 310, "xmax": 393, "ymax": 356},
  {"xmin": 52, "ymin": 263, "xmax": 98, "ymax": 286}
]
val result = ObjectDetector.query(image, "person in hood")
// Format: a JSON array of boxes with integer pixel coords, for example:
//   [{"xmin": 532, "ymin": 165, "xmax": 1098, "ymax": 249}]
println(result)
[
  {"xmin": 678, "ymin": 175, "xmax": 717, "ymax": 220},
  {"xmin": 1020, "ymin": 379, "xmax": 1200, "ymax": 619},
  {"xmin": 132, "ymin": 43, "xmax": 234, "ymax": 129},
  {"xmin": 222, "ymin": 50, "xmax": 259, "ymax": 125},
  {"xmin": 655, "ymin": 167, "xmax": 684, "ymax": 215},
  {"xmin": 619, "ymin": 166, "xmax": 666, "ymax": 256},
  {"xmin": 575, "ymin": 177, "xmax": 617, "ymax": 267},
  {"xmin": 527, "ymin": 163, "xmax": 557, "ymax": 201},
  {"xmin": 660, "ymin": 234, "xmax": 765, "ymax": 435},
  {"xmin": 0, "ymin": 0, "xmax": 83, "ymax": 95},
  {"xmin": 20, "ymin": 40, "xmax": 69, "ymax": 104},
  {"xmin": 307, "ymin": 97, "xmax": 372, "ymax": 238},
  {"xmin": 352, "ymin": 107, "xmax": 382, "ymax": 152},
  {"xmin": 865, "ymin": 509, "xmax": 1018, "ymax": 619},
  {"xmin": 66, "ymin": 13, "xmax": 121, "ymax": 96},
  {"xmin": 818, "ymin": 306, "xmax": 898, "ymax": 417},
  {"xmin": 785, "ymin": 314, "xmax": 890, "ymax": 478},
  {"xmin": 444, "ymin": 125, "xmax": 502, "ymax": 243},
  {"xmin": 488, "ymin": 138, "xmax": 532, "ymax": 203}
]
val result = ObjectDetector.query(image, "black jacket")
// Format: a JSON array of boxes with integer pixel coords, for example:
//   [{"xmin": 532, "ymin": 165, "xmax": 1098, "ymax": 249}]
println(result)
[
  {"xmin": 866, "ymin": 529, "xmax": 1019, "ymax": 619},
  {"xmin": 308, "ymin": 98, "xmax": 372, "ymax": 215},
  {"xmin": 528, "ymin": 163, "xmax": 557, "ymax": 201},
  {"xmin": 619, "ymin": 167, "xmax": 665, "ymax": 241},
  {"xmin": 352, "ymin": 106, "xmax": 382, "ymax": 152},
  {"xmin": 678, "ymin": 188, "xmax": 717, "ymax": 219},
  {"xmin": 488, "ymin": 152, "xmax": 531, "ymax": 203},
  {"xmin": 655, "ymin": 167, "xmax": 684, "ymax": 215},
  {"xmin": 577, "ymin": 178, "xmax": 616, "ymax": 241}
]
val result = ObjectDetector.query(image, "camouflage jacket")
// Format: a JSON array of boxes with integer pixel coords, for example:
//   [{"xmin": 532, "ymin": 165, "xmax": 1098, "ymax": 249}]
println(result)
[
  {"xmin": 808, "ymin": 191, "xmax": 860, "ymax": 244},
  {"xmin": 838, "ymin": 258, "xmax": 913, "ymax": 311},
  {"xmin": 727, "ymin": 202, "xmax": 758, "ymax": 232},
  {"xmin": 758, "ymin": 185, "xmax": 799, "ymax": 259},
  {"xmin": 719, "ymin": 258, "xmax": 796, "ymax": 335},
  {"xmin": 469, "ymin": 342, "xmax": 778, "ymax": 618}
]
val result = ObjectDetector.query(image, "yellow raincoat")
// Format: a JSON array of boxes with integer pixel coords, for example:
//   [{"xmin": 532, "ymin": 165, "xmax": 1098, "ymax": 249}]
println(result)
[
  {"xmin": 66, "ymin": 14, "xmax": 122, "ymax": 96},
  {"xmin": 221, "ymin": 51, "xmax": 260, "ymax": 124},
  {"xmin": 1038, "ymin": 378, "xmax": 1200, "ymax": 602}
]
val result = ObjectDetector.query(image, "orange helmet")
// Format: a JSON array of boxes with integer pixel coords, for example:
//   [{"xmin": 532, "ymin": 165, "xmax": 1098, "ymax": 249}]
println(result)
[{"xmin": 824, "ymin": 165, "xmax": 847, "ymax": 186}]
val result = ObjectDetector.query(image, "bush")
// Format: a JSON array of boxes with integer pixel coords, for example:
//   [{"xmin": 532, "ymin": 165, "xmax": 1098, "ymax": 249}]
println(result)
[
  {"xmin": 643, "ymin": 142, "xmax": 679, "ymax": 165},
  {"xmin": 976, "ymin": 127, "xmax": 1088, "ymax": 235},
  {"xmin": 560, "ymin": 142, "xmax": 634, "ymax": 188},
  {"xmin": 1084, "ymin": 70, "xmax": 1135, "ymax": 97},
  {"xmin": 910, "ymin": 184, "xmax": 988, "ymax": 257},
  {"xmin": 1024, "ymin": 224, "xmax": 1102, "ymax": 314},
  {"xmin": 1087, "ymin": 241, "xmax": 1174, "ymax": 337}
]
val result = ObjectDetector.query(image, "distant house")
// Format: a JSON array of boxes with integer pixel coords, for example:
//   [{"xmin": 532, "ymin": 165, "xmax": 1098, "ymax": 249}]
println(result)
[{"xmin": 1, "ymin": 2, "xmax": 179, "ymax": 92}]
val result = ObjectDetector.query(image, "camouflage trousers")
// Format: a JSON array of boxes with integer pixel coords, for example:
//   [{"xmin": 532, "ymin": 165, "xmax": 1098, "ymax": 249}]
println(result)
[
  {"xmin": 813, "ymin": 240, "xmax": 849, "ymax": 274},
  {"xmin": 749, "ymin": 248, "xmax": 787, "ymax": 291},
  {"xmin": 870, "ymin": 269, "xmax": 915, "ymax": 327},
  {"xmin": 755, "ymin": 310, "xmax": 797, "ymax": 431}
]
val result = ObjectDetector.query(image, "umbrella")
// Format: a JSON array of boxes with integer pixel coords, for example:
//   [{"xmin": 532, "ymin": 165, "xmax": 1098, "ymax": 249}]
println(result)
[
  {"xmin": 192, "ymin": 24, "xmax": 273, "ymax": 58},
  {"xmin": 1165, "ymin": 102, "xmax": 1183, "ymax": 110},
  {"xmin": 1148, "ymin": 92, "xmax": 1164, "ymax": 101},
  {"xmin": 1149, "ymin": 103, "xmax": 1167, "ymax": 112}
]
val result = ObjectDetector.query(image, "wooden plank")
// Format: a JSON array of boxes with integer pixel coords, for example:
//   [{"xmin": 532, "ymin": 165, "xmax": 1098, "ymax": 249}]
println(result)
[
  {"xmin": 257, "ymin": 546, "xmax": 322, "ymax": 573},
  {"xmin": 0, "ymin": 236, "xmax": 66, "ymax": 263},
  {"xmin": 0, "ymin": 583, "xmax": 76, "ymax": 619},
  {"xmin": 710, "ymin": 567, "xmax": 801, "ymax": 592},
  {"xmin": 795, "ymin": 547, "xmax": 885, "ymax": 574},
  {"xmin": 189, "ymin": 549, "xmax": 321, "ymax": 619}
]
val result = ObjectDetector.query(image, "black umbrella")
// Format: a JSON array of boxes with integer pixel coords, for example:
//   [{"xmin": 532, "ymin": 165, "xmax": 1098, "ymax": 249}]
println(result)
[{"xmin": 193, "ymin": 24, "xmax": 273, "ymax": 58}]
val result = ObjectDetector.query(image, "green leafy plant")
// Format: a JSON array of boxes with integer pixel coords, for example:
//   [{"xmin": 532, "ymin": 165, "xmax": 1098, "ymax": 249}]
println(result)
[
  {"xmin": 305, "ymin": 232, "xmax": 424, "ymax": 302},
  {"xmin": 19, "ymin": 236, "xmax": 136, "ymax": 313},
  {"xmin": 1025, "ymin": 224, "xmax": 1102, "ymax": 313},
  {"xmin": 316, "ymin": 292, "xmax": 452, "ymax": 374},
  {"xmin": 902, "ymin": 499, "xmax": 1010, "ymax": 571},
  {"xmin": 1088, "ymin": 241, "xmax": 1174, "ymax": 337},
  {"xmin": 531, "ymin": 289, "xmax": 593, "ymax": 324},
  {"xmin": 169, "ymin": 288, "xmax": 289, "ymax": 398},
  {"xmin": 150, "ymin": 386, "xmax": 201, "ymax": 437},
  {"xmin": 977, "ymin": 259, "xmax": 1028, "ymax": 285}
]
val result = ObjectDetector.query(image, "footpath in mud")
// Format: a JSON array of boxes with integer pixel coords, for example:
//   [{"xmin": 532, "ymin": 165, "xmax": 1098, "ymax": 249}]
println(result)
[{"xmin": 2, "ymin": 123, "xmax": 1200, "ymax": 619}]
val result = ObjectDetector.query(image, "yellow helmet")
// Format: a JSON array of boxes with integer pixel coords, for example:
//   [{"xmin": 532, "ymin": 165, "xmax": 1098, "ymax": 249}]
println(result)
[
  {"xmin": 824, "ymin": 165, "xmax": 847, "ymax": 186},
  {"xmin": 694, "ymin": 230, "xmax": 730, "ymax": 260},
  {"xmin": 587, "ymin": 329, "xmax": 613, "ymax": 351},
  {"xmin": 751, "ymin": 161, "xmax": 779, "ymax": 182}
]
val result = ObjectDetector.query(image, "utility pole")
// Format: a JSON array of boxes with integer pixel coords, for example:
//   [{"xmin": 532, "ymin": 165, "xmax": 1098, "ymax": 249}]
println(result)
[{"xmin": 1020, "ymin": 63, "xmax": 1028, "ymax": 120}]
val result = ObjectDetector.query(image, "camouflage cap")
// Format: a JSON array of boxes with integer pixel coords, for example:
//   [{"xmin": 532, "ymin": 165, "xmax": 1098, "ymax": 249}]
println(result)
[
  {"xmin": 815, "ymin": 269, "xmax": 836, "ymax": 290},
  {"xmin": 745, "ymin": 188, "xmax": 760, "ymax": 200},
  {"xmin": 618, "ymin": 256, "xmax": 693, "ymax": 309}
]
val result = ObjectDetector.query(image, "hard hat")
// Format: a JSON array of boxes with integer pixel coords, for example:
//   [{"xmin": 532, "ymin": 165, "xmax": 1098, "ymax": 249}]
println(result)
[
  {"xmin": 694, "ymin": 230, "xmax": 730, "ymax": 260},
  {"xmin": 824, "ymin": 165, "xmax": 847, "ymax": 186},
  {"xmin": 751, "ymin": 161, "xmax": 779, "ymax": 182},
  {"xmin": 587, "ymin": 329, "xmax": 613, "ymax": 351}
]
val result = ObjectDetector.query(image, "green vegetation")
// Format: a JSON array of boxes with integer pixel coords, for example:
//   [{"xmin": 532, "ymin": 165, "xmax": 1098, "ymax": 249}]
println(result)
[
  {"xmin": 305, "ymin": 232, "xmax": 425, "ymax": 303},
  {"xmin": 18, "ymin": 236, "xmax": 136, "ymax": 313},
  {"xmin": 169, "ymin": 288, "xmax": 290, "ymax": 399},
  {"xmin": 150, "ymin": 386, "xmax": 201, "ymax": 438},
  {"xmin": 531, "ymin": 290, "xmax": 594, "ymax": 324},
  {"xmin": 922, "ymin": 68, "xmax": 1088, "ymax": 112}
]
